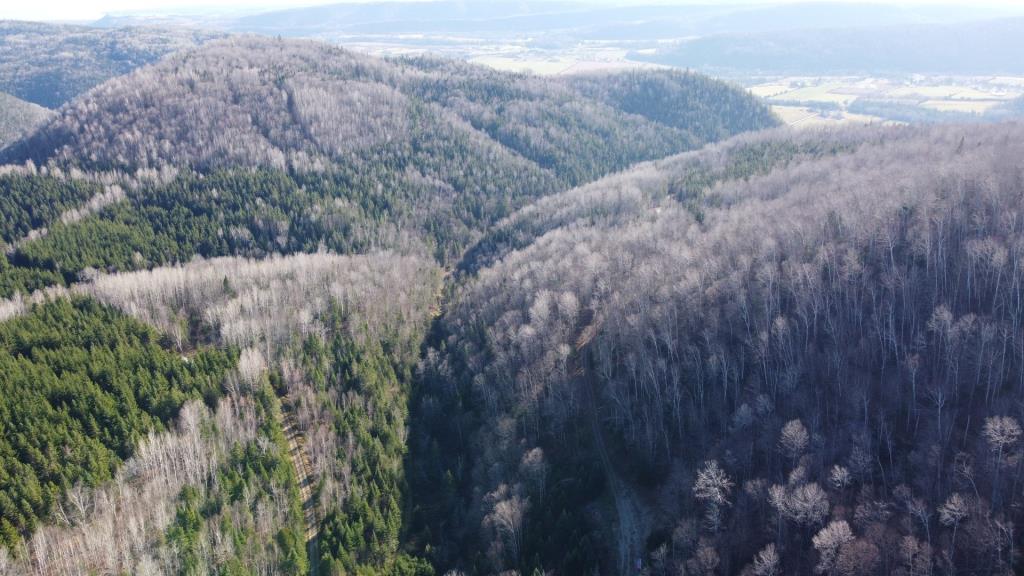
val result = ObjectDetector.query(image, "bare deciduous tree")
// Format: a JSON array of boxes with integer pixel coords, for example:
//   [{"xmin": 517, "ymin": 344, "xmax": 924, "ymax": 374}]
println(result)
[
  {"xmin": 484, "ymin": 484, "xmax": 530, "ymax": 566},
  {"xmin": 751, "ymin": 543, "xmax": 780, "ymax": 576},
  {"xmin": 813, "ymin": 520, "xmax": 854, "ymax": 574},
  {"xmin": 780, "ymin": 419, "xmax": 810, "ymax": 461}
]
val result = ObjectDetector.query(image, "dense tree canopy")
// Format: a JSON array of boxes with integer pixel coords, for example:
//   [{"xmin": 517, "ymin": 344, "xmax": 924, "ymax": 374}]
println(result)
[
  {"xmin": 3, "ymin": 38, "xmax": 775, "ymax": 176},
  {"xmin": 1, "ymin": 252, "xmax": 439, "ymax": 574},
  {"xmin": 0, "ymin": 21, "xmax": 221, "ymax": 108},
  {"xmin": 0, "ymin": 93, "xmax": 51, "ymax": 150},
  {"xmin": 80, "ymin": 252, "xmax": 442, "ymax": 574},
  {"xmin": 9, "ymin": 25, "xmax": 1024, "ymax": 576},
  {"xmin": 0, "ymin": 297, "xmax": 234, "ymax": 551},
  {"xmin": 0, "ymin": 171, "xmax": 105, "ymax": 246},
  {"xmin": 414, "ymin": 123, "xmax": 1024, "ymax": 575}
]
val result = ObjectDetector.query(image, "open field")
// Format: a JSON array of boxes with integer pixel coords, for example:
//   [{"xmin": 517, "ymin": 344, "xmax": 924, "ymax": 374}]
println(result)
[
  {"xmin": 922, "ymin": 99, "xmax": 1003, "ymax": 113},
  {"xmin": 751, "ymin": 76, "xmax": 1024, "ymax": 105},
  {"xmin": 467, "ymin": 45, "xmax": 667, "ymax": 76},
  {"xmin": 774, "ymin": 84, "xmax": 859, "ymax": 105},
  {"xmin": 469, "ymin": 56, "xmax": 579, "ymax": 75},
  {"xmin": 468, "ymin": 55, "xmax": 661, "ymax": 76},
  {"xmin": 339, "ymin": 39, "xmax": 667, "ymax": 77},
  {"xmin": 749, "ymin": 84, "xmax": 791, "ymax": 98},
  {"xmin": 887, "ymin": 85, "xmax": 966, "ymax": 99},
  {"xmin": 747, "ymin": 75, "xmax": 1024, "ymax": 125},
  {"xmin": 772, "ymin": 105, "xmax": 885, "ymax": 127}
]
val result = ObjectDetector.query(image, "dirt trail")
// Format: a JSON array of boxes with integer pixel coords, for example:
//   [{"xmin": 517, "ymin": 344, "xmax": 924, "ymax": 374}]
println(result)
[
  {"xmin": 281, "ymin": 401, "xmax": 320, "ymax": 575},
  {"xmin": 583, "ymin": 379, "xmax": 646, "ymax": 576},
  {"xmin": 574, "ymin": 311, "xmax": 647, "ymax": 576}
]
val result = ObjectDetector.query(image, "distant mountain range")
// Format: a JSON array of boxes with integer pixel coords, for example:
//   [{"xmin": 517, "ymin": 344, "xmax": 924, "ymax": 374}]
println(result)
[
  {"xmin": 81, "ymin": 2, "xmax": 1024, "ymax": 78},
  {"xmin": 632, "ymin": 16, "xmax": 1024, "ymax": 76},
  {"xmin": 94, "ymin": 1, "xmax": 1022, "ymax": 41}
]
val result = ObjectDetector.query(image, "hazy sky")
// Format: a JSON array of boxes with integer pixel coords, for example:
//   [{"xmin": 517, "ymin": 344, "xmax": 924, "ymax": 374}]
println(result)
[{"xmin": 2, "ymin": 0, "xmax": 1020, "ymax": 24}]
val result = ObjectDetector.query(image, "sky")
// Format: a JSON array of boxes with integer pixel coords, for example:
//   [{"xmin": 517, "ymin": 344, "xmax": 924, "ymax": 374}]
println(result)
[{"xmin": 2, "ymin": 0, "xmax": 1021, "ymax": 24}]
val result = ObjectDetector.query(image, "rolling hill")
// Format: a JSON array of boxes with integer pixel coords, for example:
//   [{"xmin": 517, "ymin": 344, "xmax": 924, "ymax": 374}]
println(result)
[
  {"xmin": 0, "ymin": 37, "xmax": 776, "ymax": 267},
  {"xmin": 6, "ymin": 18, "xmax": 1021, "ymax": 576},
  {"xmin": 0, "ymin": 20, "xmax": 222, "ymax": 108},
  {"xmin": 4, "ymin": 37, "xmax": 775, "ymax": 176}
]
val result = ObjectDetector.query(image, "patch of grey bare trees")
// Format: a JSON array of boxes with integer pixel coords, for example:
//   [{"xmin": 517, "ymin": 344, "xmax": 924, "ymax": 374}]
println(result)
[{"xmin": 430, "ymin": 122, "xmax": 1024, "ymax": 574}]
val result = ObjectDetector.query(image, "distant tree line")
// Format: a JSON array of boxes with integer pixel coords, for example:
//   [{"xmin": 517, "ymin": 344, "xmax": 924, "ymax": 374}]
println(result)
[{"xmin": 0, "ymin": 20, "xmax": 221, "ymax": 108}]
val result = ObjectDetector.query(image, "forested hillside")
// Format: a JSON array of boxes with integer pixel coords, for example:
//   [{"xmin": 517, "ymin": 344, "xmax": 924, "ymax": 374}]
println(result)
[
  {"xmin": 415, "ymin": 122, "xmax": 1024, "ymax": 575},
  {"xmin": 0, "ymin": 252, "xmax": 440, "ymax": 575},
  {"xmin": 83, "ymin": 252, "xmax": 441, "ymax": 575},
  {"xmin": 4, "ymin": 38, "xmax": 775, "ymax": 176},
  {"xmin": 460, "ymin": 126, "xmax": 870, "ymax": 272},
  {"xmin": 0, "ymin": 297, "xmax": 234, "ymax": 551},
  {"xmin": 0, "ymin": 93, "xmax": 51, "ymax": 150},
  {"xmin": 0, "ymin": 37, "xmax": 779, "ymax": 573},
  {"xmin": 0, "ymin": 21, "xmax": 220, "ymax": 108},
  {"xmin": 0, "ymin": 37, "xmax": 774, "ymax": 269}
]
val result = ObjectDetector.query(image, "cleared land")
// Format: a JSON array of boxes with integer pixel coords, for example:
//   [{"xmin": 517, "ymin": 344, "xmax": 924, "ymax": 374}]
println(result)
[
  {"xmin": 772, "ymin": 104, "xmax": 883, "ymax": 127},
  {"xmin": 922, "ymin": 99, "xmax": 1003, "ymax": 113},
  {"xmin": 748, "ymin": 75, "xmax": 1024, "ymax": 125}
]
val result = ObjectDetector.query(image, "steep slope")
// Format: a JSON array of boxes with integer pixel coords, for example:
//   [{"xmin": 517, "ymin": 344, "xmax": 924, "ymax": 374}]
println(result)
[
  {"xmin": 461, "ymin": 125, "xmax": 873, "ymax": 272},
  {"xmin": 0, "ymin": 252, "xmax": 440, "ymax": 575},
  {"xmin": 0, "ymin": 167, "xmax": 121, "ymax": 249},
  {"xmin": 416, "ymin": 122, "xmax": 1024, "ymax": 575},
  {"xmin": 0, "ymin": 93, "xmax": 51, "ymax": 150},
  {"xmin": 82, "ymin": 252, "xmax": 441, "ymax": 575},
  {"xmin": 0, "ymin": 20, "xmax": 221, "ymax": 108}
]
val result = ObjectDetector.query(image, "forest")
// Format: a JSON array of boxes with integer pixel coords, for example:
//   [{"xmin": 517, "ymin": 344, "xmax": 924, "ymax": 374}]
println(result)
[
  {"xmin": 411, "ymin": 123, "xmax": 1024, "ymax": 575},
  {"xmin": 0, "ymin": 252, "xmax": 440, "ymax": 575},
  {"xmin": 0, "ymin": 21, "xmax": 221, "ymax": 108},
  {"xmin": 0, "ymin": 37, "xmax": 774, "ymax": 276},
  {"xmin": 1, "ymin": 23, "xmax": 1023, "ymax": 576},
  {"xmin": 0, "ymin": 297, "xmax": 235, "ymax": 551},
  {"xmin": 0, "ymin": 93, "xmax": 51, "ymax": 150},
  {"xmin": 1, "ymin": 37, "xmax": 775, "ymax": 176}
]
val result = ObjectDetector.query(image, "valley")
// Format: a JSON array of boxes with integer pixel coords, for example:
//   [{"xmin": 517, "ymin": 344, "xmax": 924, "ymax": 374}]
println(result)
[{"xmin": 0, "ymin": 4, "xmax": 1023, "ymax": 576}]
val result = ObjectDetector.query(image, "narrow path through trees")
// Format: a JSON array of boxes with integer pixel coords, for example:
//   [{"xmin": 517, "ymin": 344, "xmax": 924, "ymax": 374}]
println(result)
[
  {"xmin": 573, "ymin": 310, "xmax": 648, "ymax": 576},
  {"xmin": 281, "ymin": 400, "xmax": 320, "ymax": 576}
]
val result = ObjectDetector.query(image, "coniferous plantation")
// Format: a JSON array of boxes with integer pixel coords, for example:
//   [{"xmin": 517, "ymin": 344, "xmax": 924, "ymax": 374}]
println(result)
[
  {"xmin": 0, "ymin": 297, "xmax": 234, "ymax": 550},
  {"xmin": 0, "ymin": 9, "xmax": 1023, "ymax": 576}
]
